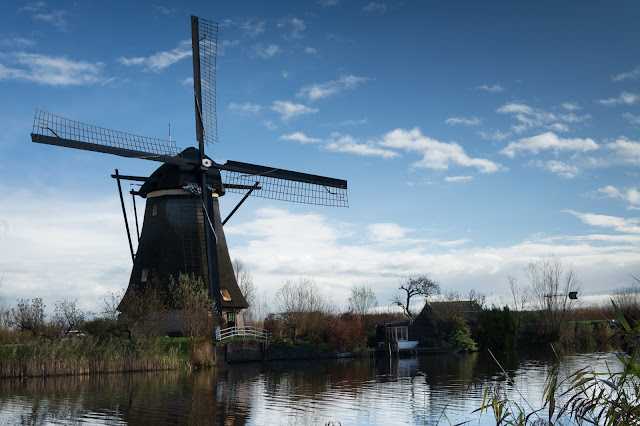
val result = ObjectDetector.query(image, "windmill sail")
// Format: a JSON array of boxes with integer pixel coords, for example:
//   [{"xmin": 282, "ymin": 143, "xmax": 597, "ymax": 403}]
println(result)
[
  {"xmin": 221, "ymin": 162, "xmax": 348, "ymax": 207},
  {"xmin": 31, "ymin": 109, "xmax": 182, "ymax": 162},
  {"xmin": 192, "ymin": 15, "xmax": 218, "ymax": 146},
  {"xmin": 31, "ymin": 109, "xmax": 348, "ymax": 207}
]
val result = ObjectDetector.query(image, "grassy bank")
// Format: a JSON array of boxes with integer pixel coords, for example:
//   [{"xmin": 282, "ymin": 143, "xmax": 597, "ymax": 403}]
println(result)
[{"xmin": 0, "ymin": 337, "xmax": 188, "ymax": 378}]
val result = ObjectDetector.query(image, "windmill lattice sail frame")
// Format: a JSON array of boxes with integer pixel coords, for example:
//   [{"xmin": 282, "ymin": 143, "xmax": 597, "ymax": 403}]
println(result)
[
  {"xmin": 193, "ymin": 16, "xmax": 218, "ymax": 146},
  {"xmin": 33, "ymin": 109, "xmax": 181, "ymax": 157},
  {"xmin": 32, "ymin": 109, "xmax": 348, "ymax": 207}
]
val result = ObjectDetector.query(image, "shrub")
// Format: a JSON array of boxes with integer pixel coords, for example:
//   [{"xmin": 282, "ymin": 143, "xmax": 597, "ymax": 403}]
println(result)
[
  {"xmin": 445, "ymin": 315, "xmax": 477, "ymax": 352},
  {"xmin": 419, "ymin": 337, "xmax": 437, "ymax": 348},
  {"xmin": 327, "ymin": 312, "xmax": 366, "ymax": 351},
  {"xmin": 83, "ymin": 318, "xmax": 121, "ymax": 341},
  {"xmin": 475, "ymin": 306, "xmax": 518, "ymax": 350}
]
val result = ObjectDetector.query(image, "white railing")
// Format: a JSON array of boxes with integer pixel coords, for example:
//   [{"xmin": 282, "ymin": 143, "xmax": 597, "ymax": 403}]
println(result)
[{"xmin": 216, "ymin": 325, "xmax": 269, "ymax": 341}]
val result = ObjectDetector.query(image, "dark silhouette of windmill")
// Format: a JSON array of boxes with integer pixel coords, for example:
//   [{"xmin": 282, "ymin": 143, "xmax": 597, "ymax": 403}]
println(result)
[{"xmin": 30, "ymin": 16, "xmax": 348, "ymax": 327}]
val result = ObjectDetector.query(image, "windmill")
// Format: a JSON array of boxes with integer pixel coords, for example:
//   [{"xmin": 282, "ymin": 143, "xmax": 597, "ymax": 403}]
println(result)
[{"xmin": 30, "ymin": 16, "xmax": 348, "ymax": 329}]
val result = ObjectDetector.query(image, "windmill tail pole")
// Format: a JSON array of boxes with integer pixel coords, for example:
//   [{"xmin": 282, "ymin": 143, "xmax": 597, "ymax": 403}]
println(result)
[
  {"xmin": 222, "ymin": 181, "xmax": 260, "ymax": 226},
  {"xmin": 114, "ymin": 169, "xmax": 135, "ymax": 263}
]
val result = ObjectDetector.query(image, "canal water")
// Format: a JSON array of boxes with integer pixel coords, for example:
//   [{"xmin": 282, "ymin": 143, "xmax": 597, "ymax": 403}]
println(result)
[{"xmin": 0, "ymin": 350, "xmax": 621, "ymax": 425}]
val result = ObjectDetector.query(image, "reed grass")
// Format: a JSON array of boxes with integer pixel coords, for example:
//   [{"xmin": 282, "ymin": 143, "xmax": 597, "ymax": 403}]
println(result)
[{"xmin": 0, "ymin": 336, "xmax": 184, "ymax": 378}]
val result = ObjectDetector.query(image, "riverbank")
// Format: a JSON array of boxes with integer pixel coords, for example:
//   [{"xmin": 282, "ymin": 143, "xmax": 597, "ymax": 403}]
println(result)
[
  {"xmin": 0, "ymin": 337, "xmax": 373, "ymax": 378},
  {"xmin": 0, "ymin": 337, "xmax": 184, "ymax": 378}
]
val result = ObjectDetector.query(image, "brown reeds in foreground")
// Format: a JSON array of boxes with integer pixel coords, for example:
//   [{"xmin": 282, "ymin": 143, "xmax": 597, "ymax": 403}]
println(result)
[{"xmin": 0, "ymin": 336, "xmax": 184, "ymax": 378}]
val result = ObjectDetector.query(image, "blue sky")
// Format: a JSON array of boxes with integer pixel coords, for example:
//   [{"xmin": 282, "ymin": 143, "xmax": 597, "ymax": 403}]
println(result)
[{"xmin": 1, "ymin": 0, "xmax": 639, "ymax": 313}]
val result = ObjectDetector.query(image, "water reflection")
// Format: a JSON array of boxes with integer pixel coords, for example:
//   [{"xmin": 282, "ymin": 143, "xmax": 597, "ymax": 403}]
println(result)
[{"xmin": 0, "ymin": 351, "xmax": 620, "ymax": 425}]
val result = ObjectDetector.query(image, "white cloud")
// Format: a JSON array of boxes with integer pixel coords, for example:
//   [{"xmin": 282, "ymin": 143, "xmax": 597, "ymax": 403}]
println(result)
[
  {"xmin": 270, "ymin": 100, "xmax": 318, "ymax": 120},
  {"xmin": 339, "ymin": 118, "xmax": 368, "ymax": 126},
  {"xmin": 118, "ymin": 40, "xmax": 191, "ymax": 72},
  {"xmin": 548, "ymin": 123, "xmax": 569, "ymax": 132},
  {"xmin": 225, "ymin": 207, "xmax": 640, "ymax": 308},
  {"xmin": 0, "ymin": 37, "xmax": 36, "ymax": 48},
  {"xmin": 444, "ymin": 176, "xmax": 473, "ymax": 183},
  {"xmin": 278, "ymin": 17, "xmax": 306, "ymax": 39},
  {"xmin": 444, "ymin": 117, "xmax": 481, "ymax": 126},
  {"xmin": 588, "ymin": 185, "xmax": 640, "ymax": 208},
  {"xmin": 23, "ymin": 3, "xmax": 67, "ymax": 30},
  {"xmin": 623, "ymin": 113, "xmax": 640, "ymax": 125},
  {"xmin": 281, "ymin": 132, "xmax": 322, "ymax": 144},
  {"xmin": 21, "ymin": 2, "xmax": 47, "ymax": 12},
  {"xmin": 378, "ymin": 127, "xmax": 502, "ymax": 173},
  {"xmin": 476, "ymin": 84, "xmax": 504, "ymax": 92},
  {"xmin": 536, "ymin": 160, "xmax": 580, "ymax": 179},
  {"xmin": 262, "ymin": 120, "xmax": 277, "ymax": 130},
  {"xmin": 282, "ymin": 131, "xmax": 397, "ymax": 158},
  {"xmin": 152, "ymin": 5, "xmax": 172, "ymax": 16},
  {"xmin": 579, "ymin": 138, "xmax": 640, "ymax": 169},
  {"xmin": 229, "ymin": 102, "xmax": 262, "ymax": 113},
  {"xmin": 604, "ymin": 138, "xmax": 640, "ymax": 165},
  {"xmin": 304, "ymin": 47, "xmax": 318, "ymax": 55},
  {"xmin": 478, "ymin": 130, "xmax": 510, "ymax": 142},
  {"xmin": 34, "ymin": 10, "xmax": 67, "ymax": 29},
  {"xmin": 596, "ymin": 91, "xmax": 640, "ymax": 106},
  {"xmin": 501, "ymin": 132, "xmax": 599, "ymax": 158},
  {"xmin": 256, "ymin": 44, "xmax": 280, "ymax": 59},
  {"xmin": 497, "ymin": 103, "xmax": 533, "ymax": 115},
  {"xmin": 325, "ymin": 133, "xmax": 399, "ymax": 158},
  {"xmin": 612, "ymin": 65, "xmax": 640, "ymax": 82},
  {"xmin": 564, "ymin": 210, "xmax": 640, "ymax": 234},
  {"xmin": 3, "ymin": 187, "xmax": 639, "ymax": 314},
  {"xmin": 297, "ymin": 75, "xmax": 371, "ymax": 102},
  {"xmin": 558, "ymin": 113, "xmax": 590, "ymax": 123},
  {"xmin": 0, "ymin": 53, "xmax": 113, "ymax": 86},
  {"xmin": 240, "ymin": 20, "xmax": 266, "ymax": 37},
  {"xmin": 497, "ymin": 103, "xmax": 590, "ymax": 133},
  {"xmin": 562, "ymin": 102, "xmax": 581, "ymax": 111},
  {"xmin": 362, "ymin": 2, "xmax": 387, "ymax": 12},
  {"xmin": 367, "ymin": 223, "xmax": 413, "ymax": 243},
  {"xmin": 0, "ymin": 188, "xmax": 130, "ymax": 311}
]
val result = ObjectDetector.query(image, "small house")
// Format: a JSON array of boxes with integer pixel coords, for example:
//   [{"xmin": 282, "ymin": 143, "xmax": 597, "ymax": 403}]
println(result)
[{"xmin": 377, "ymin": 300, "xmax": 482, "ymax": 348}]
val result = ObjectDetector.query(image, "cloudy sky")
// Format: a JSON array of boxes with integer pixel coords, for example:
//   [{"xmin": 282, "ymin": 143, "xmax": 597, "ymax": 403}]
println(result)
[{"xmin": 1, "ymin": 0, "xmax": 639, "ymax": 314}]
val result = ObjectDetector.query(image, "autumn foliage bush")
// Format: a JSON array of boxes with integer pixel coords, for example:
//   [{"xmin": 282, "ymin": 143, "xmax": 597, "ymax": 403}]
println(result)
[{"xmin": 327, "ymin": 312, "xmax": 366, "ymax": 351}]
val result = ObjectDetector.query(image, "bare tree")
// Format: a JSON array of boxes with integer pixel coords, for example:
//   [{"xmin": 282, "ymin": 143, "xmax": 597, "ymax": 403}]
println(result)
[
  {"xmin": 275, "ymin": 277, "xmax": 335, "ymax": 343},
  {"xmin": 508, "ymin": 273, "xmax": 528, "ymax": 312},
  {"xmin": 232, "ymin": 258, "xmax": 257, "ymax": 324},
  {"xmin": 53, "ymin": 299, "xmax": 88, "ymax": 337},
  {"xmin": 249, "ymin": 289, "xmax": 271, "ymax": 327},
  {"xmin": 524, "ymin": 255, "xmax": 580, "ymax": 340},
  {"xmin": 98, "ymin": 289, "xmax": 125, "ymax": 321},
  {"xmin": 507, "ymin": 273, "xmax": 528, "ymax": 334},
  {"xmin": 348, "ymin": 284, "xmax": 378, "ymax": 315},
  {"xmin": 9, "ymin": 298, "xmax": 46, "ymax": 336},
  {"xmin": 392, "ymin": 275, "xmax": 440, "ymax": 323}
]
